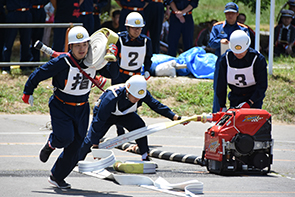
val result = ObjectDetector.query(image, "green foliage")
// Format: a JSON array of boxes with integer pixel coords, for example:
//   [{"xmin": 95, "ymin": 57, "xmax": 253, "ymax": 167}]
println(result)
[
  {"xmin": 193, "ymin": 0, "xmax": 287, "ymax": 27},
  {"xmin": 234, "ymin": 0, "xmax": 271, "ymax": 13}
]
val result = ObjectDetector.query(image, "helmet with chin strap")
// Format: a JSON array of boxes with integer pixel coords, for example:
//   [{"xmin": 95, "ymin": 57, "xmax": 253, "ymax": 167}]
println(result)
[
  {"xmin": 229, "ymin": 30, "xmax": 251, "ymax": 54},
  {"xmin": 125, "ymin": 75, "xmax": 147, "ymax": 99},
  {"xmin": 125, "ymin": 12, "xmax": 145, "ymax": 27},
  {"xmin": 68, "ymin": 26, "xmax": 90, "ymax": 44}
]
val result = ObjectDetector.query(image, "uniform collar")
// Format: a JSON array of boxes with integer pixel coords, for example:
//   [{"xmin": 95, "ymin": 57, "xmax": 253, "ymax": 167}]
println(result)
[
  {"xmin": 231, "ymin": 49, "xmax": 250, "ymax": 62},
  {"xmin": 283, "ymin": 24, "xmax": 290, "ymax": 29},
  {"xmin": 224, "ymin": 20, "xmax": 238, "ymax": 27},
  {"xmin": 125, "ymin": 34, "xmax": 143, "ymax": 43}
]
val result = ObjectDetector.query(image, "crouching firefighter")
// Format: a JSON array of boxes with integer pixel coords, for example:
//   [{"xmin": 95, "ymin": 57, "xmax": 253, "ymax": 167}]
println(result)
[{"xmin": 79, "ymin": 75, "xmax": 185, "ymax": 162}]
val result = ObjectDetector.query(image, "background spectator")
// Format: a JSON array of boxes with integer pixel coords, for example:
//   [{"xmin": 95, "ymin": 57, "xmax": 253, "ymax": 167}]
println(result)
[
  {"xmin": 237, "ymin": 13, "xmax": 255, "ymax": 49},
  {"xmin": 79, "ymin": 0, "xmax": 94, "ymax": 35},
  {"xmin": 195, "ymin": 19, "xmax": 217, "ymax": 54},
  {"xmin": 143, "ymin": 1, "xmax": 169, "ymax": 54},
  {"xmin": 208, "ymin": 2, "xmax": 249, "ymax": 113},
  {"xmin": 30, "ymin": 0, "xmax": 49, "ymax": 62},
  {"xmin": 159, "ymin": 10, "xmax": 170, "ymax": 54},
  {"xmin": 93, "ymin": 0, "xmax": 108, "ymax": 33},
  {"xmin": 101, "ymin": 9, "xmax": 120, "ymax": 33},
  {"xmin": 0, "ymin": 2, "xmax": 5, "ymax": 63},
  {"xmin": 115, "ymin": 0, "xmax": 149, "ymax": 32},
  {"xmin": 278, "ymin": 0, "xmax": 295, "ymax": 26},
  {"xmin": 51, "ymin": 0, "xmax": 81, "ymax": 52},
  {"xmin": 3, "ymin": 0, "xmax": 32, "ymax": 73},
  {"xmin": 42, "ymin": 2, "xmax": 55, "ymax": 58},
  {"xmin": 167, "ymin": 0, "xmax": 199, "ymax": 57},
  {"xmin": 274, "ymin": 9, "xmax": 295, "ymax": 56}
]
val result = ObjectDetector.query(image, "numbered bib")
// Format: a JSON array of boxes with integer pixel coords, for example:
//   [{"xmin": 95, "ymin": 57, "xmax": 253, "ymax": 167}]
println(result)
[
  {"xmin": 119, "ymin": 37, "xmax": 146, "ymax": 71},
  {"xmin": 226, "ymin": 52, "xmax": 257, "ymax": 88}
]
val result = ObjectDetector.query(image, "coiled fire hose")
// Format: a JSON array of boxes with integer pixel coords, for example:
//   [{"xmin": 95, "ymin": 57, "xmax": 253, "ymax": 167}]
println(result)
[{"xmin": 77, "ymin": 149, "xmax": 203, "ymax": 196}]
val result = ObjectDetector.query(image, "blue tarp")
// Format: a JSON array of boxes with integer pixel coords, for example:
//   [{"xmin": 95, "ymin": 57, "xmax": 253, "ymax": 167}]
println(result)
[{"xmin": 150, "ymin": 47, "xmax": 217, "ymax": 79}]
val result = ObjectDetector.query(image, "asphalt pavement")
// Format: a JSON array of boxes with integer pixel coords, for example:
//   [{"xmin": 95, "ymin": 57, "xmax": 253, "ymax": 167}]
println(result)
[{"xmin": 0, "ymin": 114, "xmax": 295, "ymax": 196}]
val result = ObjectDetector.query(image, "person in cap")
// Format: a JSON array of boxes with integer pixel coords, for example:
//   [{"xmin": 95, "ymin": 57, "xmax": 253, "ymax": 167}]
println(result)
[
  {"xmin": 208, "ymin": 2, "xmax": 250, "ymax": 113},
  {"xmin": 278, "ymin": 0, "xmax": 295, "ymax": 25},
  {"xmin": 78, "ymin": 75, "xmax": 185, "ymax": 162},
  {"xmin": 22, "ymin": 26, "xmax": 118, "ymax": 189},
  {"xmin": 274, "ymin": 9, "xmax": 295, "ymax": 56},
  {"xmin": 288, "ymin": 0, "xmax": 295, "ymax": 25},
  {"xmin": 216, "ymin": 30, "xmax": 268, "ymax": 111},
  {"xmin": 167, "ymin": 0, "xmax": 199, "ymax": 57}
]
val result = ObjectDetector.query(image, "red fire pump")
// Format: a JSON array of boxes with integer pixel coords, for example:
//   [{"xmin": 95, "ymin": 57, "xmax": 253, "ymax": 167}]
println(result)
[{"xmin": 200, "ymin": 108, "xmax": 273, "ymax": 175}]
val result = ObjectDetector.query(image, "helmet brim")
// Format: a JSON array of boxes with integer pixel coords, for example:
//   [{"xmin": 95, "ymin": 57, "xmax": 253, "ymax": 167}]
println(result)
[{"xmin": 229, "ymin": 38, "xmax": 251, "ymax": 54}]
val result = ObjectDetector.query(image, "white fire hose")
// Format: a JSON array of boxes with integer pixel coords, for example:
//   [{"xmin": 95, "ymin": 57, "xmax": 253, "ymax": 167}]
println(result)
[{"xmin": 76, "ymin": 148, "xmax": 203, "ymax": 196}]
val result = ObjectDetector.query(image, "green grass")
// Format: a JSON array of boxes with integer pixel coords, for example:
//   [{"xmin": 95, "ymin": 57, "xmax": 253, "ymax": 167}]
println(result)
[
  {"xmin": 192, "ymin": 0, "xmax": 287, "ymax": 30},
  {"xmin": 1, "ymin": 0, "xmax": 294, "ymax": 125},
  {"xmin": 109, "ymin": 0, "xmax": 287, "ymax": 31},
  {"xmin": 3, "ymin": 60, "xmax": 294, "ymax": 124}
]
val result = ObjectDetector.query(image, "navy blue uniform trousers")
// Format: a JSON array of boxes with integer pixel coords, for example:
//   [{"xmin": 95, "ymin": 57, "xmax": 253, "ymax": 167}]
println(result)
[
  {"xmin": 79, "ymin": 14, "xmax": 94, "ymax": 35},
  {"xmin": 52, "ymin": 19, "xmax": 68, "ymax": 52},
  {"xmin": 49, "ymin": 96, "xmax": 90, "ymax": 181},
  {"xmin": 4, "ymin": 11, "xmax": 32, "ymax": 63},
  {"xmin": 79, "ymin": 107, "xmax": 147, "ymax": 161},
  {"xmin": 142, "ymin": 2, "xmax": 164, "ymax": 54},
  {"xmin": 167, "ymin": 13, "xmax": 194, "ymax": 57},
  {"xmin": 30, "ymin": 8, "xmax": 46, "ymax": 61}
]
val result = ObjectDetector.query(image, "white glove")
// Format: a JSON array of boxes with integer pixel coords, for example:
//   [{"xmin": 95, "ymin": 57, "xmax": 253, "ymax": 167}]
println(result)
[
  {"xmin": 144, "ymin": 71, "xmax": 150, "ymax": 80},
  {"xmin": 28, "ymin": 95, "xmax": 34, "ymax": 106},
  {"xmin": 220, "ymin": 107, "xmax": 227, "ymax": 112}
]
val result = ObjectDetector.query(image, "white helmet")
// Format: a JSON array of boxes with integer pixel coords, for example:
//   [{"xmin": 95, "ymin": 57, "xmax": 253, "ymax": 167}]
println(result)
[
  {"xmin": 68, "ymin": 26, "xmax": 90, "ymax": 44},
  {"xmin": 229, "ymin": 30, "xmax": 251, "ymax": 54},
  {"xmin": 125, "ymin": 75, "xmax": 147, "ymax": 99},
  {"xmin": 125, "ymin": 12, "xmax": 145, "ymax": 27}
]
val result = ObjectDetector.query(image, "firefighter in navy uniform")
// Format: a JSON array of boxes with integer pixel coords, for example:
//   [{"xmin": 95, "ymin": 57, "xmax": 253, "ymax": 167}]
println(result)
[
  {"xmin": 30, "ymin": 0, "xmax": 50, "ymax": 62},
  {"xmin": 22, "ymin": 26, "xmax": 118, "ymax": 189},
  {"xmin": 216, "ymin": 30, "xmax": 268, "ymax": 111},
  {"xmin": 79, "ymin": 75, "xmax": 183, "ymax": 161},
  {"xmin": 3, "ymin": 0, "xmax": 32, "ymax": 72},
  {"xmin": 167, "ymin": 0, "xmax": 199, "ymax": 57},
  {"xmin": 0, "ymin": 2, "xmax": 6, "ymax": 64},
  {"xmin": 115, "ymin": 0, "xmax": 149, "ymax": 32},
  {"xmin": 109, "ymin": 12, "xmax": 152, "ymax": 136},
  {"xmin": 142, "ymin": 0, "xmax": 169, "ymax": 54},
  {"xmin": 51, "ymin": 0, "xmax": 81, "ymax": 52},
  {"xmin": 79, "ymin": 0, "xmax": 95, "ymax": 35},
  {"xmin": 93, "ymin": 0, "xmax": 108, "ymax": 32},
  {"xmin": 111, "ymin": 12, "xmax": 152, "ymax": 84},
  {"xmin": 208, "ymin": 2, "xmax": 250, "ymax": 113}
]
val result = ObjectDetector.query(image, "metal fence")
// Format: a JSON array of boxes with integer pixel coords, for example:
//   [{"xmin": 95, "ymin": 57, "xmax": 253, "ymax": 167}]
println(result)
[{"xmin": 0, "ymin": 23, "xmax": 83, "ymax": 67}]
